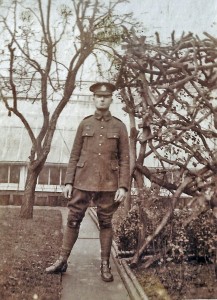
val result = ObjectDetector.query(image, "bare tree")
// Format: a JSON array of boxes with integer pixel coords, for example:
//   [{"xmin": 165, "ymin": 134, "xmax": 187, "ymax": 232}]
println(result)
[
  {"xmin": 0, "ymin": 0, "xmax": 132, "ymax": 218},
  {"xmin": 114, "ymin": 29, "xmax": 217, "ymax": 265}
]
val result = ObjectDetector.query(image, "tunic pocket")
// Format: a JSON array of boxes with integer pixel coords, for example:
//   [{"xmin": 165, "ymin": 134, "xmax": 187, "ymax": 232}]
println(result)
[
  {"xmin": 107, "ymin": 132, "xmax": 119, "ymax": 139},
  {"xmin": 82, "ymin": 129, "xmax": 94, "ymax": 149},
  {"xmin": 111, "ymin": 160, "xmax": 119, "ymax": 171},
  {"xmin": 82, "ymin": 129, "xmax": 94, "ymax": 137},
  {"xmin": 107, "ymin": 132, "xmax": 119, "ymax": 151}
]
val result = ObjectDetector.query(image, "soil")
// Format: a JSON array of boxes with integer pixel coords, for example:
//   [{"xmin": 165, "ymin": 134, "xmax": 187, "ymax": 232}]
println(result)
[
  {"xmin": 112, "ymin": 204, "xmax": 217, "ymax": 300},
  {"xmin": 133, "ymin": 262, "xmax": 217, "ymax": 300},
  {"xmin": 0, "ymin": 206, "xmax": 63, "ymax": 300}
]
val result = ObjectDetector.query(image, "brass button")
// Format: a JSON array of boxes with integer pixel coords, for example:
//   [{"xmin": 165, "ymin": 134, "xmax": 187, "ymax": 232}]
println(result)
[
  {"xmin": 99, "ymin": 144, "xmax": 102, "ymax": 146},
  {"xmin": 98, "ymin": 153, "xmax": 101, "ymax": 155},
  {"xmin": 101, "ymin": 126, "xmax": 104, "ymax": 129},
  {"xmin": 100, "ymin": 134, "xmax": 102, "ymax": 137}
]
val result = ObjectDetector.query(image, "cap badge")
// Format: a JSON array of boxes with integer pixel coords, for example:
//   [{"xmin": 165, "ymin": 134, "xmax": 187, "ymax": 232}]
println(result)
[{"xmin": 100, "ymin": 85, "xmax": 107, "ymax": 91}]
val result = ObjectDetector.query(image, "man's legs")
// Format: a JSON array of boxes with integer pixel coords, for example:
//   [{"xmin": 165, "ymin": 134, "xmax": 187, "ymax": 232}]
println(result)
[
  {"xmin": 95, "ymin": 192, "xmax": 119, "ymax": 282},
  {"xmin": 45, "ymin": 189, "xmax": 91, "ymax": 273}
]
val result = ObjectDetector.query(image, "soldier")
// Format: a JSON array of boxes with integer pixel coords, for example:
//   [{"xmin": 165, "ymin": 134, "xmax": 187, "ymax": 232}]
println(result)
[{"xmin": 46, "ymin": 82, "xmax": 130, "ymax": 282}]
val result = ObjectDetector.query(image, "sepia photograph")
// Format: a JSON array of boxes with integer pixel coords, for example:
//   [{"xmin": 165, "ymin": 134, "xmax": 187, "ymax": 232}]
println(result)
[{"xmin": 0, "ymin": 0, "xmax": 217, "ymax": 299}]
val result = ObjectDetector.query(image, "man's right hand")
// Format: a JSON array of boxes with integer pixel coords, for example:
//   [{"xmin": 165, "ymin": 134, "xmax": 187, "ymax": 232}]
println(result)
[{"xmin": 64, "ymin": 184, "xmax": 73, "ymax": 199}]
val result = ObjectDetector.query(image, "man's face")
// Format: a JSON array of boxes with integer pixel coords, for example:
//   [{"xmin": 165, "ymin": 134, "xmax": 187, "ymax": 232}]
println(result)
[{"xmin": 93, "ymin": 94, "xmax": 112, "ymax": 111}]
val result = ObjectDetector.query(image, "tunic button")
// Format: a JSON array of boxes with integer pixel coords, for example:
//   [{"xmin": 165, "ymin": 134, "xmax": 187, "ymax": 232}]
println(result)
[
  {"xmin": 99, "ymin": 144, "xmax": 102, "ymax": 146},
  {"xmin": 100, "ymin": 134, "xmax": 102, "ymax": 137},
  {"xmin": 98, "ymin": 153, "xmax": 101, "ymax": 155},
  {"xmin": 101, "ymin": 126, "xmax": 104, "ymax": 129}
]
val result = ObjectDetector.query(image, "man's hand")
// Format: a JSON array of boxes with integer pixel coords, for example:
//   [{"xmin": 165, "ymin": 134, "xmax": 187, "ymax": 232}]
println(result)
[
  {"xmin": 64, "ymin": 184, "xmax": 73, "ymax": 199},
  {"xmin": 114, "ymin": 187, "xmax": 127, "ymax": 203}
]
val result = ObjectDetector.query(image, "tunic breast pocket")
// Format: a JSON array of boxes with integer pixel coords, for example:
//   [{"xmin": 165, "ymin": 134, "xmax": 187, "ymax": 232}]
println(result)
[
  {"xmin": 82, "ymin": 129, "xmax": 94, "ymax": 149},
  {"xmin": 107, "ymin": 131, "xmax": 119, "ymax": 150}
]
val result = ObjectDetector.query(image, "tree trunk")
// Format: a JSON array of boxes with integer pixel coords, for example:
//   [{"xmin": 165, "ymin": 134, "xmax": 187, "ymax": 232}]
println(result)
[
  {"xmin": 131, "ymin": 170, "xmax": 146, "ymax": 263},
  {"xmin": 124, "ymin": 113, "xmax": 138, "ymax": 214},
  {"xmin": 19, "ymin": 165, "xmax": 41, "ymax": 219}
]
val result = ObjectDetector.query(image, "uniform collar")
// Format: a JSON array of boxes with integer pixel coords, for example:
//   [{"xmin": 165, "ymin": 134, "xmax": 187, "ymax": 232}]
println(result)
[{"xmin": 94, "ymin": 110, "xmax": 112, "ymax": 121}]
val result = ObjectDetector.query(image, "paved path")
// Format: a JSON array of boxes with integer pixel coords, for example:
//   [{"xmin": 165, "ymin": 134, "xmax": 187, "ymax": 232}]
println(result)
[{"xmin": 59, "ymin": 208, "xmax": 131, "ymax": 300}]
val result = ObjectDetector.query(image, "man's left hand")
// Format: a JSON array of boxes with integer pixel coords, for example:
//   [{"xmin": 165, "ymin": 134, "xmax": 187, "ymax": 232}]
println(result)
[{"xmin": 114, "ymin": 188, "xmax": 127, "ymax": 203}]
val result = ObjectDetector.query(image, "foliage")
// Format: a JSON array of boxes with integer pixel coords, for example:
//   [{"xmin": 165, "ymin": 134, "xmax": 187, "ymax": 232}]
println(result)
[
  {"xmin": 160, "ymin": 208, "xmax": 217, "ymax": 263},
  {"xmin": 116, "ymin": 195, "xmax": 217, "ymax": 264},
  {"xmin": 187, "ymin": 209, "xmax": 217, "ymax": 260},
  {"xmin": 93, "ymin": 13, "xmax": 123, "ymax": 44},
  {"xmin": 166, "ymin": 208, "xmax": 190, "ymax": 263},
  {"xmin": 116, "ymin": 204, "xmax": 139, "ymax": 251}
]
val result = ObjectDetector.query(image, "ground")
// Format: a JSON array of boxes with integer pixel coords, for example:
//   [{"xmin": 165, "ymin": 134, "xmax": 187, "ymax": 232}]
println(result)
[
  {"xmin": 1, "ymin": 205, "xmax": 217, "ymax": 300},
  {"xmin": 133, "ymin": 262, "xmax": 217, "ymax": 300},
  {"xmin": 0, "ymin": 207, "xmax": 62, "ymax": 300},
  {"xmin": 112, "ymin": 205, "xmax": 217, "ymax": 300}
]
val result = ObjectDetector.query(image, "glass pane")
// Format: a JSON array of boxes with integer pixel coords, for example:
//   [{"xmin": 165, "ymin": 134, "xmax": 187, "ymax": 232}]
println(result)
[
  {"xmin": 10, "ymin": 165, "xmax": 20, "ymax": 183},
  {"xmin": 38, "ymin": 166, "xmax": 49, "ymax": 184},
  {"xmin": 61, "ymin": 167, "xmax": 67, "ymax": 185},
  {"xmin": 50, "ymin": 166, "xmax": 60, "ymax": 185},
  {"xmin": 0, "ymin": 164, "xmax": 8, "ymax": 183}
]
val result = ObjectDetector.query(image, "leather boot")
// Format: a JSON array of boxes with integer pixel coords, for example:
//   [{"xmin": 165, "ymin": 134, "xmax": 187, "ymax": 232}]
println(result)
[
  {"xmin": 100, "ymin": 260, "xmax": 114, "ymax": 282},
  {"xmin": 45, "ymin": 225, "xmax": 80, "ymax": 274},
  {"xmin": 45, "ymin": 256, "xmax": 68, "ymax": 274}
]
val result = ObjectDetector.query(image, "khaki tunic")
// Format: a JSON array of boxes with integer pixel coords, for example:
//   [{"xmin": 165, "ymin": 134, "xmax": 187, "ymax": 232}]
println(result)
[{"xmin": 64, "ymin": 110, "xmax": 130, "ymax": 192}]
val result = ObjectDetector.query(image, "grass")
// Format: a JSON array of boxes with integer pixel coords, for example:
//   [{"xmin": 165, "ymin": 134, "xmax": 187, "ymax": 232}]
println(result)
[{"xmin": 0, "ymin": 206, "xmax": 63, "ymax": 300}]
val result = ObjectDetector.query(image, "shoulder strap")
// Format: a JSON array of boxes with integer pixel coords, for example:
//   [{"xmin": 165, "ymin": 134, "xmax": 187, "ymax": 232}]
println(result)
[
  {"xmin": 113, "ymin": 116, "xmax": 123, "ymax": 122},
  {"xmin": 83, "ymin": 115, "xmax": 93, "ymax": 120}
]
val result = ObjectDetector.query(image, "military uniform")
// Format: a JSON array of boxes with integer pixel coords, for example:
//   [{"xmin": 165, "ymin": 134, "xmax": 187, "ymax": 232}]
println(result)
[
  {"xmin": 64, "ymin": 109, "xmax": 130, "ymax": 242},
  {"xmin": 46, "ymin": 82, "xmax": 130, "ymax": 282},
  {"xmin": 65, "ymin": 110, "xmax": 130, "ymax": 191}
]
